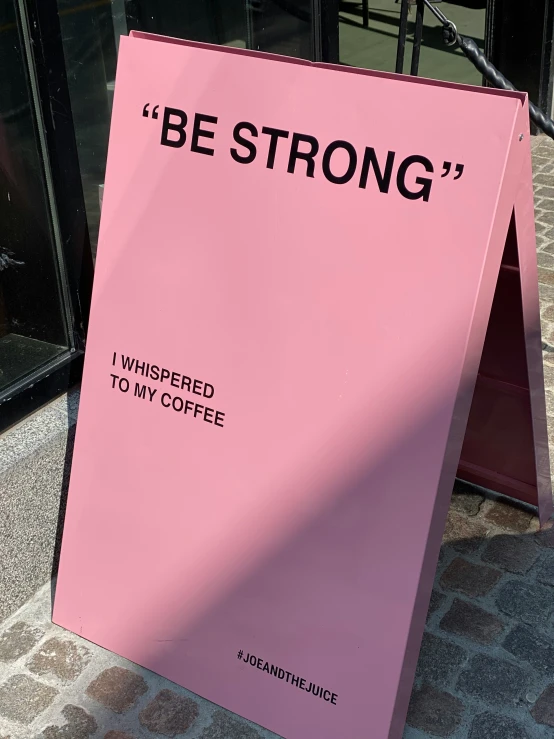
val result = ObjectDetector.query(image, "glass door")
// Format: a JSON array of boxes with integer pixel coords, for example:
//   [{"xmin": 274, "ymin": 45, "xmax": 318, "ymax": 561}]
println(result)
[{"xmin": 0, "ymin": 0, "xmax": 73, "ymax": 397}]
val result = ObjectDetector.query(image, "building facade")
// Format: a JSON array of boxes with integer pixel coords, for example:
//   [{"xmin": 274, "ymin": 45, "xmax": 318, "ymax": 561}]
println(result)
[{"xmin": 0, "ymin": 0, "xmax": 553, "ymax": 616}]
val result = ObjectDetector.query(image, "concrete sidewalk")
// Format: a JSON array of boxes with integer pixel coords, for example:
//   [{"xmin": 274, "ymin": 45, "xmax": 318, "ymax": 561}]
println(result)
[{"xmin": 2, "ymin": 137, "xmax": 554, "ymax": 739}]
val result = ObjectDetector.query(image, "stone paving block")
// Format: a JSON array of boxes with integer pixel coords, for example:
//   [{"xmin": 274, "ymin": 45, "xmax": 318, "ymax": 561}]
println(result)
[
  {"xmin": 468, "ymin": 712, "xmax": 530, "ymax": 739},
  {"xmin": 539, "ymin": 252, "xmax": 554, "ymax": 270},
  {"xmin": 546, "ymin": 390, "xmax": 554, "ymax": 417},
  {"xmin": 544, "ymin": 362, "xmax": 554, "ymax": 386},
  {"xmin": 535, "ymin": 173, "xmax": 554, "ymax": 187},
  {"xmin": 440, "ymin": 598, "xmax": 503, "ymax": 645},
  {"xmin": 540, "ymin": 281, "xmax": 554, "ymax": 306},
  {"xmin": 504, "ymin": 624, "xmax": 554, "ymax": 673},
  {"xmin": 415, "ymin": 633, "xmax": 466, "ymax": 686},
  {"xmin": 481, "ymin": 535, "xmax": 539, "ymax": 574},
  {"xmin": 536, "ymin": 186, "xmax": 554, "ymax": 200},
  {"xmin": 406, "ymin": 685, "xmax": 463, "ymax": 738},
  {"xmin": 450, "ymin": 481, "xmax": 484, "ymax": 516},
  {"xmin": 0, "ymin": 622, "xmax": 44, "ymax": 662},
  {"xmin": 457, "ymin": 654, "xmax": 527, "ymax": 706},
  {"xmin": 531, "ymin": 684, "xmax": 554, "ymax": 727},
  {"xmin": 483, "ymin": 500, "xmax": 535, "ymax": 532},
  {"xmin": 86, "ymin": 666, "xmax": 148, "ymax": 714},
  {"xmin": 539, "ymin": 267, "xmax": 554, "ymax": 287},
  {"xmin": 139, "ymin": 689, "xmax": 199, "ymax": 737},
  {"xmin": 539, "ymin": 163, "xmax": 554, "ymax": 177},
  {"xmin": 440, "ymin": 557, "xmax": 502, "ymax": 598},
  {"xmin": 539, "ymin": 210, "xmax": 554, "ymax": 226},
  {"xmin": 495, "ymin": 580, "xmax": 554, "ymax": 625},
  {"xmin": 28, "ymin": 637, "xmax": 91, "ymax": 682},
  {"xmin": 42, "ymin": 704, "xmax": 97, "ymax": 739},
  {"xmin": 542, "ymin": 246, "xmax": 554, "ymax": 263},
  {"xmin": 104, "ymin": 733, "xmax": 136, "ymax": 739},
  {"xmin": 442, "ymin": 511, "xmax": 488, "ymax": 554},
  {"xmin": 534, "ymin": 553, "xmax": 554, "ymax": 585},
  {"xmin": 200, "ymin": 710, "xmax": 262, "ymax": 739},
  {"xmin": 0, "ymin": 674, "xmax": 58, "ymax": 724}
]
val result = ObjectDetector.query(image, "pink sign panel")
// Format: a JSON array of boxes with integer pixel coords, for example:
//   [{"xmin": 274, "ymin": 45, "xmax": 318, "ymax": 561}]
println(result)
[{"xmin": 54, "ymin": 32, "xmax": 551, "ymax": 739}]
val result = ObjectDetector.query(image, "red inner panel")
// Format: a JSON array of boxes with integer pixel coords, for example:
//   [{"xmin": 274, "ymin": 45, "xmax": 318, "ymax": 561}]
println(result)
[{"xmin": 458, "ymin": 215, "xmax": 538, "ymax": 506}]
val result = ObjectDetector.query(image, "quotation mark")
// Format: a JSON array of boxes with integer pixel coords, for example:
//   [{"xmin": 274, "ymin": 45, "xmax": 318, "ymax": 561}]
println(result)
[
  {"xmin": 142, "ymin": 103, "xmax": 159, "ymax": 119},
  {"xmin": 237, "ymin": 650, "xmax": 243, "ymax": 660},
  {"xmin": 441, "ymin": 162, "xmax": 464, "ymax": 180}
]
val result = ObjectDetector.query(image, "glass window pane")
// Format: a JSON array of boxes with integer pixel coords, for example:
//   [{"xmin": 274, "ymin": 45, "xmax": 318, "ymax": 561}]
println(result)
[
  {"xmin": 58, "ymin": 0, "xmax": 117, "ymax": 252},
  {"xmin": 57, "ymin": 0, "xmax": 315, "ymax": 258},
  {"xmin": 415, "ymin": 0, "xmax": 485, "ymax": 84},
  {"xmin": 0, "ymin": 0, "xmax": 70, "ymax": 395},
  {"xmin": 248, "ymin": 0, "xmax": 313, "ymax": 58},
  {"xmin": 338, "ymin": 0, "xmax": 486, "ymax": 84},
  {"xmin": 339, "ymin": 0, "xmax": 400, "ymax": 71}
]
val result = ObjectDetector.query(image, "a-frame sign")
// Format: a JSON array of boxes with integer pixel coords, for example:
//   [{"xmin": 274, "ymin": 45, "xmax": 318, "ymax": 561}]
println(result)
[
  {"xmin": 459, "ymin": 165, "xmax": 552, "ymax": 520},
  {"xmin": 54, "ymin": 32, "xmax": 552, "ymax": 739}
]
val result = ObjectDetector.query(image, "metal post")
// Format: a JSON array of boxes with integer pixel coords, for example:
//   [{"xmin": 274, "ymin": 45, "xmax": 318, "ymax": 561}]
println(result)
[
  {"xmin": 395, "ymin": 0, "xmax": 410, "ymax": 74},
  {"xmin": 410, "ymin": 0, "xmax": 424, "ymax": 75}
]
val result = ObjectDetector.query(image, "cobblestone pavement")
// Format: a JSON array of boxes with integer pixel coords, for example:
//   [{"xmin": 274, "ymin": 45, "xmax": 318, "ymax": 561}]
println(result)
[{"xmin": 3, "ymin": 137, "xmax": 554, "ymax": 739}]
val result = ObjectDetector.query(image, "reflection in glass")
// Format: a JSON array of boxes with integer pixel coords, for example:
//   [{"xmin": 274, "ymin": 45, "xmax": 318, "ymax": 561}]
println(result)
[
  {"xmin": 58, "ymin": 0, "xmax": 117, "ymax": 252},
  {"xmin": 248, "ymin": 0, "xmax": 312, "ymax": 58},
  {"xmin": 338, "ymin": 0, "xmax": 485, "ymax": 85},
  {"xmin": 57, "ymin": 0, "xmax": 315, "ymax": 256},
  {"xmin": 0, "ymin": 0, "xmax": 69, "ymax": 394}
]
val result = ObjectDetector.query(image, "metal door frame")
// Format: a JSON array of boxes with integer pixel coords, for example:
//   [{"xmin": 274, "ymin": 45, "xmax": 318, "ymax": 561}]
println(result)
[{"xmin": 1, "ymin": 0, "xmax": 93, "ymax": 432}]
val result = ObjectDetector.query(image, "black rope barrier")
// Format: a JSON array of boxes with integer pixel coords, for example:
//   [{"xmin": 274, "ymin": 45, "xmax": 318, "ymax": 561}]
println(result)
[{"xmin": 421, "ymin": 0, "xmax": 554, "ymax": 139}]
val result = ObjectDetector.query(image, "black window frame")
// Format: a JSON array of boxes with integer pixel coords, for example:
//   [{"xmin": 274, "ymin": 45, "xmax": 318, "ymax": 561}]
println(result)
[{"xmin": 0, "ymin": 0, "xmax": 93, "ymax": 434}]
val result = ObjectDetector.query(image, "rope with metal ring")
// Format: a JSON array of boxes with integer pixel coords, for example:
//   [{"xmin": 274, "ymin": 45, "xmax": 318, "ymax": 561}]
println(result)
[{"xmin": 421, "ymin": 0, "xmax": 554, "ymax": 139}]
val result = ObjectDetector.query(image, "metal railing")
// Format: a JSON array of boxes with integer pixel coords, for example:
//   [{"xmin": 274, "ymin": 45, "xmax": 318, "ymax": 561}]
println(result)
[{"xmin": 394, "ymin": 0, "xmax": 554, "ymax": 139}]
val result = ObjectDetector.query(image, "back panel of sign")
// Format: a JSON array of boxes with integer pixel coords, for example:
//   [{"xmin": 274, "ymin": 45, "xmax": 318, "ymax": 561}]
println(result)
[{"xmin": 53, "ymin": 34, "xmax": 525, "ymax": 739}]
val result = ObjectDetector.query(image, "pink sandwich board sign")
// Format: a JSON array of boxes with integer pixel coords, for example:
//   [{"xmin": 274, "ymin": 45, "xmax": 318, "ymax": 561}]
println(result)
[{"xmin": 54, "ymin": 31, "xmax": 553, "ymax": 739}]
